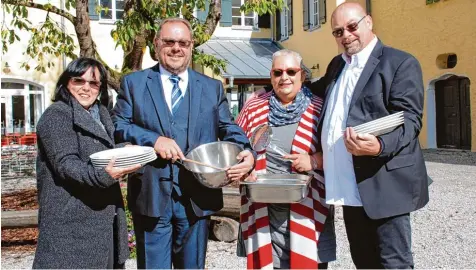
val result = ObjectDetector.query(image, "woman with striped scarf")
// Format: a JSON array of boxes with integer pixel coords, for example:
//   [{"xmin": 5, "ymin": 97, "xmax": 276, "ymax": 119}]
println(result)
[{"xmin": 236, "ymin": 49, "xmax": 336, "ymax": 269}]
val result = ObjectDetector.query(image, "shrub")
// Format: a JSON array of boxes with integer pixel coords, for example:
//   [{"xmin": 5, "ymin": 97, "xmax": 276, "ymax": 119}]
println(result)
[{"xmin": 120, "ymin": 181, "xmax": 136, "ymax": 258}]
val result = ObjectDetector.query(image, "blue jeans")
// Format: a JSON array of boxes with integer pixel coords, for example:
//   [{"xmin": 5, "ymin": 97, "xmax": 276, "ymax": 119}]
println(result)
[
  {"xmin": 133, "ymin": 193, "xmax": 209, "ymax": 269},
  {"xmin": 343, "ymin": 206, "xmax": 414, "ymax": 269}
]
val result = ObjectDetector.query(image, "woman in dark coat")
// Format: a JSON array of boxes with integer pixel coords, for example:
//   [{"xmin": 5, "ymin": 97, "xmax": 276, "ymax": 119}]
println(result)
[{"xmin": 33, "ymin": 58, "xmax": 140, "ymax": 269}]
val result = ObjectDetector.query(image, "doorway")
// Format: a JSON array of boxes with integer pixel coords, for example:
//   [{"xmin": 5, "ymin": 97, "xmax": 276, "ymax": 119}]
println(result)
[{"xmin": 435, "ymin": 76, "xmax": 471, "ymax": 150}]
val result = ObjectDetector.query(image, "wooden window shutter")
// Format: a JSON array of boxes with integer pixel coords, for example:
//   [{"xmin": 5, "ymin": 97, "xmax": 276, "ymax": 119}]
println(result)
[
  {"xmin": 288, "ymin": 0, "xmax": 293, "ymax": 36},
  {"xmin": 197, "ymin": 0, "xmax": 210, "ymax": 23},
  {"xmin": 220, "ymin": 0, "xmax": 233, "ymax": 27},
  {"xmin": 258, "ymin": 13, "xmax": 271, "ymax": 28},
  {"xmin": 89, "ymin": 0, "xmax": 99, "ymax": 20},
  {"xmin": 303, "ymin": 0, "xmax": 309, "ymax": 30},
  {"xmin": 276, "ymin": 10, "xmax": 282, "ymax": 41},
  {"xmin": 319, "ymin": 0, "xmax": 326, "ymax": 24}
]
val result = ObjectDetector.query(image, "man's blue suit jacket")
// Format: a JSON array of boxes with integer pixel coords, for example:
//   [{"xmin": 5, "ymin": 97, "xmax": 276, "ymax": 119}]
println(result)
[{"xmin": 111, "ymin": 65, "xmax": 253, "ymax": 218}]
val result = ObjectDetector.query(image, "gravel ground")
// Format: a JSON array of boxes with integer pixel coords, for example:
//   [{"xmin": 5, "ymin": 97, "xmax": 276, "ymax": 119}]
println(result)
[{"xmin": 2, "ymin": 150, "xmax": 476, "ymax": 269}]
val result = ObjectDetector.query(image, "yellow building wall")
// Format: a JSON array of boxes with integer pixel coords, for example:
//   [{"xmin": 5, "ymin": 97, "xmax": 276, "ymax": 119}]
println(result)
[
  {"xmin": 280, "ymin": 0, "xmax": 340, "ymax": 78},
  {"xmin": 371, "ymin": 0, "xmax": 476, "ymax": 151}
]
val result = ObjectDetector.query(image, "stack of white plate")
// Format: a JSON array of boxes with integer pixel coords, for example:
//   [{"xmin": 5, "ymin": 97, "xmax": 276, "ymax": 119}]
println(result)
[
  {"xmin": 90, "ymin": 146, "xmax": 156, "ymax": 168},
  {"xmin": 353, "ymin": 111, "xmax": 404, "ymax": 136}
]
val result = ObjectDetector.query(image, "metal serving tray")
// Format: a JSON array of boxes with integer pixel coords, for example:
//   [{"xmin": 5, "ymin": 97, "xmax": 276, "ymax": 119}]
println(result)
[{"xmin": 241, "ymin": 173, "xmax": 312, "ymax": 203}]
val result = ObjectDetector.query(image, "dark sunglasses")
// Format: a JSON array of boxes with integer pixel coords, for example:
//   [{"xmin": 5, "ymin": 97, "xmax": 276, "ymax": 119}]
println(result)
[
  {"xmin": 332, "ymin": 15, "xmax": 367, "ymax": 38},
  {"xmin": 272, "ymin": 68, "xmax": 301, "ymax": 77},
  {"xmin": 70, "ymin": 77, "xmax": 101, "ymax": 90},
  {"xmin": 161, "ymin": 38, "xmax": 192, "ymax": 48}
]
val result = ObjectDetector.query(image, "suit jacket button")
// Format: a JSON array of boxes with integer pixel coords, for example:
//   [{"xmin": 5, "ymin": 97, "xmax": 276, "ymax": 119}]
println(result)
[{"xmin": 93, "ymin": 139, "xmax": 99, "ymax": 144}]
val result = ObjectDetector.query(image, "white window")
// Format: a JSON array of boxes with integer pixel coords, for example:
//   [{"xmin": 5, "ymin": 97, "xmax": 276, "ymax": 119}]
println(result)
[
  {"xmin": 1, "ymin": 80, "xmax": 45, "ymax": 134},
  {"xmin": 280, "ymin": 0, "xmax": 292, "ymax": 40},
  {"xmin": 232, "ymin": 0, "xmax": 257, "ymax": 28},
  {"xmin": 100, "ymin": 0, "xmax": 124, "ymax": 21},
  {"xmin": 303, "ymin": 0, "xmax": 326, "ymax": 30}
]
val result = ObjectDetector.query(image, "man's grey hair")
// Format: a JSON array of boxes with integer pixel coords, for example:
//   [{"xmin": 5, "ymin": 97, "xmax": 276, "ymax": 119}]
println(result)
[
  {"xmin": 155, "ymin": 17, "xmax": 193, "ymax": 40},
  {"xmin": 272, "ymin": 49, "xmax": 303, "ymax": 66}
]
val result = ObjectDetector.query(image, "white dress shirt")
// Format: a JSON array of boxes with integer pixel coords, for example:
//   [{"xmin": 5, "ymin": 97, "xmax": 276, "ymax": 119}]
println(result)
[
  {"xmin": 322, "ymin": 36, "xmax": 378, "ymax": 206},
  {"xmin": 159, "ymin": 65, "xmax": 189, "ymax": 113}
]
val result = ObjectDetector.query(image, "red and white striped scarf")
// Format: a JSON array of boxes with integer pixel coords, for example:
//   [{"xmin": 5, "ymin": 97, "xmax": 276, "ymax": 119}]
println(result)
[{"xmin": 236, "ymin": 90, "xmax": 329, "ymax": 269}]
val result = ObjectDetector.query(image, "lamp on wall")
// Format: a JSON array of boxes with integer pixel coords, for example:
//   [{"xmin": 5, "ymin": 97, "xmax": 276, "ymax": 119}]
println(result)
[
  {"xmin": 311, "ymin": 64, "xmax": 319, "ymax": 71},
  {"xmin": 3, "ymin": 62, "xmax": 11, "ymax": 74}
]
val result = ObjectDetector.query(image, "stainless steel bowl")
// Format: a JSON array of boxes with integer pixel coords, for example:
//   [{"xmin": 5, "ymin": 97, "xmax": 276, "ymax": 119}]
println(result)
[
  {"xmin": 242, "ymin": 173, "xmax": 312, "ymax": 203},
  {"xmin": 182, "ymin": 141, "xmax": 244, "ymax": 189}
]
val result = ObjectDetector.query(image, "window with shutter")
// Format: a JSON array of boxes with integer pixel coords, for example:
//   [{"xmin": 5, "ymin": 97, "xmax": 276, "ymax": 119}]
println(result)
[
  {"xmin": 279, "ymin": 0, "xmax": 292, "ymax": 40},
  {"xmin": 231, "ymin": 0, "xmax": 258, "ymax": 28},
  {"xmin": 302, "ymin": 0, "xmax": 325, "ymax": 31},
  {"xmin": 89, "ymin": 0, "xmax": 99, "ymax": 20},
  {"xmin": 303, "ymin": 0, "xmax": 309, "ymax": 30},
  {"xmin": 319, "ymin": 0, "xmax": 326, "ymax": 24},
  {"xmin": 98, "ymin": 0, "xmax": 124, "ymax": 21}
]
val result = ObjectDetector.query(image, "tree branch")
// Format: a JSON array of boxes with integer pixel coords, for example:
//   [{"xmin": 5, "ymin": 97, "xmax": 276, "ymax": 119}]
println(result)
[{"xmin": 2, "ymin": 0, "xmax": 76, "ymax": 24}]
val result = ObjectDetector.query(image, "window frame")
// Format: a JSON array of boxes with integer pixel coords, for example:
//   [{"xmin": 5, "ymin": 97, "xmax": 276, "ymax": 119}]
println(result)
[
  {"xmin": 279, "ymin": 0, "xmax": 292, "ymax": 41},
  {"xmin": 231, "ymin": 0, "xmax": 258, "ymax": 29},
  {"xmin": 99, "ymin": 0, "xmax": 124, "ymax": 22},
  {"xmin": 303, "ymin": 0, "xmax": 326, "ymax": 31}
]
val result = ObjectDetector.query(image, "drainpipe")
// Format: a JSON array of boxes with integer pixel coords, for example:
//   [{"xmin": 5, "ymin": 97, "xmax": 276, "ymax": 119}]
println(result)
[
  {"xmin": 228, "ymin": 76, "xmax": 234, "ymax": 88},
  {"xmin": 366, "ymin": 0, "xmax": 371, "ymax": 15}
]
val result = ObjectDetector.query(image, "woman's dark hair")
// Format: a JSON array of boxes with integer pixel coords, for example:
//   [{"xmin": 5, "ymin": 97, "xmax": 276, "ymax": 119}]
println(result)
[{"xmin": 52, "ymin": 57, "xmax": 110, "ymax": 107}]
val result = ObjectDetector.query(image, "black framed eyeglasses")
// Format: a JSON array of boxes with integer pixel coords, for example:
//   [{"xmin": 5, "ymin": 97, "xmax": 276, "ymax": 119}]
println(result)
[
  {"xmin": 161, "ymin": 38, "xmax": 192, "ymax": 48},
  {"xmin": 332, "ymin": 15, "xmax": 367, "ymax": 38}
]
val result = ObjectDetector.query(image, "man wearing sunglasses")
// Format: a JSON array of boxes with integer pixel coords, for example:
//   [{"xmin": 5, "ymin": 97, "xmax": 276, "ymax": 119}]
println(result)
[
  {"xmin": 311, "ymin": 2, "xmax": 429, "ymax": 269},
  {"xmin": 111, "ymin": 18, "xmax": 255, "ymax": 269}
]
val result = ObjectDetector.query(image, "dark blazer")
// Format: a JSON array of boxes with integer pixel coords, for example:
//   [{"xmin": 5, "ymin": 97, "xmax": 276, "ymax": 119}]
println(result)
[
  {"xmin": 111, "ymin": 65, "xmax": 253, "ymax": 218},
  {"xmin": 33, "ymin": 99, "xmax": 129, "ymax": 269},
  {"xmin": 312, "ymin": 40, "xmax": 429, "ymax": 219}
]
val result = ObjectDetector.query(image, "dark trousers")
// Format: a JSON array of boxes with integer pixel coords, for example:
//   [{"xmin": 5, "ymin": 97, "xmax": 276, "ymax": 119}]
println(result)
[
  {"xmin": 133, "ymin": 192, "xmax": 209, "ymax": 269},
  {"xmin": 343, "ymin": 206, "xmax": 414, "ymax": 269}
]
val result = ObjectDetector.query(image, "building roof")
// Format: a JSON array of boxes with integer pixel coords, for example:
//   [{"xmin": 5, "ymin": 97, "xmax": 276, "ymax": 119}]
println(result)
[{"xmin": 198, "ymin": 38, "xmax": 309, "ymax": 80}]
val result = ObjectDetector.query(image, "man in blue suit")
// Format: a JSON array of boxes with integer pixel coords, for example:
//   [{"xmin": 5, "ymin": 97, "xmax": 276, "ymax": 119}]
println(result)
[{"xmin": 111, "ymin": 18, "xmax": 255, "ymax": 269}]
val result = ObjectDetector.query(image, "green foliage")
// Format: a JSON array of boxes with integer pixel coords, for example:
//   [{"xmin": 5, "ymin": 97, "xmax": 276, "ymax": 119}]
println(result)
[
  {"xmin": 2, "ymin": 2, "xmax": 77, "ymax": 72},
  {"xmin": 193, "ymin": 49, "xmax": 227, "ymax": 75},
  {"xmin": 121, "ymin": 184, "xmax": 137, "ymax": 258},
  {"xmin": 240, "ymin": 0, "xmax": 286, "ymax": 15},
  {"xmin": 2, "ymin": 0, "xmax": 285, "ymax": 83}
]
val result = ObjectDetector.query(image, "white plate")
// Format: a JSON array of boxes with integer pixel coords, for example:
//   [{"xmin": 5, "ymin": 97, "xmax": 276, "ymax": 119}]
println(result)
[
  {"xmin": 353, "ymin": 113, "xmax": 403, "ymax": 130},
  {"xmin": 92, "ymin": 153, "xmax": 157, "ymax": 164},
  {"xmin": 92, "ymin": 155, "xmax": 157, "ymax": 168},
  {"xmin": 91, "ymin": 152, "xmax": 154, "ymax": 162},
  {"xmin": 92, "ymin": 156, "xmax": 157, "ymax": 166},
  {"xmin": 90, "ymin": 146, "xmax": 154, "ymax": 160},
  {"xmin": 356, "ymin": 120, "xmax": 404, "ymax": 135},
  {"xmin": 355, "ymin": 119, "xmax": 404, "ymax": 133}
]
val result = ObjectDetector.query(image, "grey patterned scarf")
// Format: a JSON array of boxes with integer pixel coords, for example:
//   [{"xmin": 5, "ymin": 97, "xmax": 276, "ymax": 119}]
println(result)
[
  {"xmin": 88, "ymin": 102, "xmax": 105, "ymax": 130},
  {"xmin": 268, "ymin": 86, "xmax": 312, "ymax": 127}
]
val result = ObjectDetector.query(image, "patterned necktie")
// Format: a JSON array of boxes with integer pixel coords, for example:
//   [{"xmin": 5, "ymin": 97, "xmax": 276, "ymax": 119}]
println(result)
[{"xmin": 169, "ymin": 75, "xmax": 183, "ymax": 115}]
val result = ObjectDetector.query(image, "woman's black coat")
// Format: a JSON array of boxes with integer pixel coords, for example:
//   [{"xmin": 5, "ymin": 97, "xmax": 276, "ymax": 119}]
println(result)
[{"xmin": 33, "ymin": 98, "xmax": 129, "ymax": 269}]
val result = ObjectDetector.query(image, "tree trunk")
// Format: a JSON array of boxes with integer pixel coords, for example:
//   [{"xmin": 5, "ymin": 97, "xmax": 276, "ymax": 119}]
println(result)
[
  {"xmin": 75, "ymin": 0, "xmax": 95, "ymax": 58},
  {"xmin": 204, "ymin": 0, "xmax": 222, "ymax": 37},
  {"xmin": 210, "ymin": 216, "xmax": 239, "ymax": 242}
]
